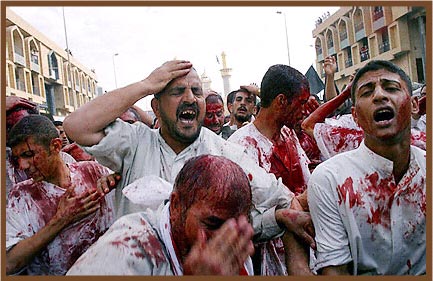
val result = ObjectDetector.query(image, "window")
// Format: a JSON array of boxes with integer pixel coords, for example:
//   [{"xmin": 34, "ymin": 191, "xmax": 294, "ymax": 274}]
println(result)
[{"xmin": 47, "ymin": 51, "xmax": 59, "ymax": 80}]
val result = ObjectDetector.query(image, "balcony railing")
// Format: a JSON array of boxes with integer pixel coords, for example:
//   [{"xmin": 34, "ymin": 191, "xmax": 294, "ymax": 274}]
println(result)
[
  {"xmin": 30, "ymin": 62, "xmax": 40, "ymax": 73},
  {"xmin": 345, "ymin": 57, "xmax": 353, "ymax": 68},
  {"xmin": 14, "ymin": 52, "xmax": 26, "ymax": 66},
  {"xmin": 379, "ymin": 41, "xmax": 390, "ymax": 54},
  {"xmin": 360, "ymin": 49, "xmax": 369, "ymax": 62}
]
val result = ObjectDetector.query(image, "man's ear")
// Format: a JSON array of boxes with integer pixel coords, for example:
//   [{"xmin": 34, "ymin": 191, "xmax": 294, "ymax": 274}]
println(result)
[
  {"xmin": 50, "ymin": 138, "xmax": 63, "ymax": 153},
  {"xmin": 351, "ymin": 106, "xmax": 359, "ymax": 127},
  {"xmin": 411, "ymin": 96, "xmax": 419, "ymax": 115},
  {"xmin": 151, "ymin": 98, "xmax": 160, "ymax": 119}
]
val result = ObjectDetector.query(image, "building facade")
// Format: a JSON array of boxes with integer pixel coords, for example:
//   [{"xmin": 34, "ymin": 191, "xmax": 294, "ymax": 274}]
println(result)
[
  {"xmin": 313, "ymin": 6, "xmax": 427, "ymax": 91},
  {"xmin": 5, "ymin": 8, "xmax": 98, "ymax": 118}
]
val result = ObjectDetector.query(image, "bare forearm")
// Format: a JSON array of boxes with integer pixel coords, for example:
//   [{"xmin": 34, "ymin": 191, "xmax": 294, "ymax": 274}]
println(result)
[
  {"xmin": 302, "ymin": 83, "xmax": 352, "ymax": 137},
  {"xmin": 324, "ymin": 73, "xmax": 337, "ymax": 102},
  {"xmin": 320, "ymin": 264, "xmax": 350, "ymax": 275},
  {"xmin": 6, "ymin": 216, "xmax": 68, "ymax": 274},
  {"xmin": 282, "ymin": 232, "xmax": 313, "ymax": 275},
  {"xmin": 64, "ymin": 80, "xmax": 153, "ymax": 146}
]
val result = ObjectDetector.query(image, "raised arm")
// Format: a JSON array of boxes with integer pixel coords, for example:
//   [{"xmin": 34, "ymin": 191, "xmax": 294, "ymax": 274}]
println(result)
[
  {"xmin": 63, "ymin": 60, "xmax": 192, "ymax": 146},
  {"xmin": 301, "ymin": 82, "xmax": 352, "ymax": 138},
  {"xmin": 323, "ymin": 56, "xmax": 338, "ymax": 102}
]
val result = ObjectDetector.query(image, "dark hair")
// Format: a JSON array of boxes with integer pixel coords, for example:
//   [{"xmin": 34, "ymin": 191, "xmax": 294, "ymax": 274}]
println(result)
[
  {"xmin": 260, "ymin": 64, "xmax": 310, "ymax": 108},
  {"xmin": 53, "ymin": 120, "xmax": 63, "ymax": 127},
  {"xmin": 8, "ymin": 115, "xmax": 59, "ymax": 149},
  {"xmin": 205, "ymin": 93, "xmax": 224, "ymax": 105},
  {"xmin": 351, "ymin": 60, "xmax": 412, "ymax": 104},
  {"xmin": 226, "ymin": 90, "xmax": 237, "ymax": 105},
  {"xmin": 40, "ymin": 112, "xmax": 55, "ymax": 122},
  {"xmin": 173, "ymin": 155, "xmax": 252, "ymax": 216}
]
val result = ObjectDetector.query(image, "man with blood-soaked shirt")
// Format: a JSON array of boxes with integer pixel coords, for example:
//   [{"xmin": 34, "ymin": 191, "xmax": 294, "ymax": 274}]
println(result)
[
  {"xmin": 6, "ymin": 115, "xmax": 114, "ymax": 275},
  {"xmin": 68, "ymin": 155, "xmax": 254, "ymax": 275},
  {"xmin": 228, "ymin": 64, "xmax": 314, "ymax": 276},
  {"xmin": 308, "ymin": 60, "xmax": 426, "ymax": 275}
]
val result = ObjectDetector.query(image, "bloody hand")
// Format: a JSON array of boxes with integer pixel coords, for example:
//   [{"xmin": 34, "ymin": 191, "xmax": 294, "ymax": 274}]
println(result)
[{"xmin": 183, "ymin": 216, "xmax": 254, "ymax": 275}]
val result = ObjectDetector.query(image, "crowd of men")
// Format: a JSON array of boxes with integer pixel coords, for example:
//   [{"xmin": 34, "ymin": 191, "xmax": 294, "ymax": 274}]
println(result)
[{"xmin": 5, "ymin": 57, "xmax": 427, "ymax": 276}]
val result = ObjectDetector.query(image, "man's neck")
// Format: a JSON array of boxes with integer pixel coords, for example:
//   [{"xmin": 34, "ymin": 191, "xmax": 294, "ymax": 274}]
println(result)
[
  {"xmin": 159, "ymin": 128, "xmax": 195, "ymax": 155},
  {"xmin": 364, "ymin": 131, "xmax": 411, "ymax": 184},
  {"xmin": 253, "ymin": 108, "xmax": 282, "ymax": 141},
  {"xmin": 48, "ymin": 158, "xmax": 71, "ymax": 188}
]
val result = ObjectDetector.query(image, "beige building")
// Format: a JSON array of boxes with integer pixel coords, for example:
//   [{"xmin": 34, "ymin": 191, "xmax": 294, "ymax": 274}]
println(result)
[
  {"xmin": 313, "ymin": 6, "xmax": 427, "ymax": 91},
  {"xmin": 5, "ymin": 7, "xmax": 98, "ymax": 117}
]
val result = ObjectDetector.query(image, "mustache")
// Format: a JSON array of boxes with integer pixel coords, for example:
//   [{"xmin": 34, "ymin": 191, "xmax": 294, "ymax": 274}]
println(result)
[
  {"xmin": 176, "ymin": 102, "xmax": 200, "ymax": 116},
  {"xmin": 237, "ymin": 106, "xmax": 247, "ymax": 111}
]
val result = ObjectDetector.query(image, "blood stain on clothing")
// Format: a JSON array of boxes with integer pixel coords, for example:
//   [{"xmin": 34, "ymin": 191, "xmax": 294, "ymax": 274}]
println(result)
[
  {"xmin": 337, "ymin": 177, "xmax": 363, "ymax": 208},
  {"xmin": 269, "ymin": 130, "xmax": 306, "ymax": 195},
  {"xmin": 248, "ymin": 173, "xmax": 253, "ymax": 181}
]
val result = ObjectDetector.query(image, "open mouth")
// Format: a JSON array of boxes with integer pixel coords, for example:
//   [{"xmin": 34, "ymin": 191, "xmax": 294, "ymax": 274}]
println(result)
[
  {"xmin": 373, "ymin": 108, "xmax": 394, "ymax": 124},
  {"xmin": 178, "ymin": 109, "xmax": 197, "ymax": 124},
  {"xmin": 237, "ymin": 107, "xmax": 247, "ymax": 114}
]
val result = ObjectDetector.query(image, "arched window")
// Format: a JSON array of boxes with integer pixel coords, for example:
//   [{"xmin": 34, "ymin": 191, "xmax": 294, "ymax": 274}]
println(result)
[{"xmin": 47, "ymin": 51, "xmax": 59, "ymax": 80}]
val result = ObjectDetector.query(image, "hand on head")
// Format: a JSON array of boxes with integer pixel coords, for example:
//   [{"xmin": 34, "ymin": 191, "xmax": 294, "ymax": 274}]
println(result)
[
  {"xmin": 144, "ymin": 60, "xmax": 192, "ymax": 96},
  {"xmin": 240, "ymin": 84, "xmax": 260, "ymax": 97}
]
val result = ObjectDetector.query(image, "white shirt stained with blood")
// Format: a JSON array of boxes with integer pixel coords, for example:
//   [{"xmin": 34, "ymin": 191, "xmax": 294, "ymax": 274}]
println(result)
[
  {"xmin": 308, "ymin": 142, "xmax": 426, "ymax": 275},
  {"xmin": 83, "ymin": 120, "xmax": 294, "ymax": 241},
  {"xmin": 6, "ymin": 161, "xmax": 115, "ymax": 275}
]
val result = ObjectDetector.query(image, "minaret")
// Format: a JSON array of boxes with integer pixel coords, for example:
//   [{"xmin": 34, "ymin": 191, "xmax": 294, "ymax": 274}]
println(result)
[
  {"xmin": 201, "ymin": 70, "xmax": 212, "ymax": 92},
  {"xmin": 219, "ymin": 52, "xmax": 232, "ymax": 96}
]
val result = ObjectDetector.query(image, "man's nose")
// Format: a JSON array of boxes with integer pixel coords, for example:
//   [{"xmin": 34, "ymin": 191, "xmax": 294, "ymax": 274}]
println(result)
[
  {"xmin": 211, "ymin": 114, "xmax": 219, "ymax": 123},
  {"xmin": 373, "ymin": 87, "xmax": 389, "ymax": 102},
  {"xmin": 182, "ymin": 88, "xmax": 196, "ymax": 103}
]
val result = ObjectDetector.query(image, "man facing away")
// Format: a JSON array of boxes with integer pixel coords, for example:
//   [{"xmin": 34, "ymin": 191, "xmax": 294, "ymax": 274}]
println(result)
[
  {"xmin": 308, "ymin": 60, "xmax": 426, "ymax": 275},
  {"xmin": 67, "ymin": 155, "xmax": 255, "ymax": 275},
  {"xmin": 6, "ymin": 115, "xmax": 114, "ymax": 275}
]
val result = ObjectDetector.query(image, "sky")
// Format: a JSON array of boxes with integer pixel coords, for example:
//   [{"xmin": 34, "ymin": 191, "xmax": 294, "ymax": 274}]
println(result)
[{"xmin": 9, "ymin": 5, "xmax": 339, "ymax": 111}]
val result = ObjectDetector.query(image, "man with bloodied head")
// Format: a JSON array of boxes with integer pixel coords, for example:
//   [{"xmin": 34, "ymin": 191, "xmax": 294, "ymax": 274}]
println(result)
[
  {"xmin": 203, "ymin": 91, "xmax": 225, "ymax": 136},
  {"xmin": 308, "ymin": 60, "xmax": 426, "ymax": 275},
  {"xmin": 6, "ymin": 115, "xmax": 114, "ymax": 275},
  {"xmin": 228, "ymin": 64, "xmax": 315, "ymax": 275},
  {"xmin": 64, "ymin": 60, "xmax": 315, "ymax": 275},
  {"xmin": 67, "ymin": 155, "xmax": 255, "ymax": 275}
]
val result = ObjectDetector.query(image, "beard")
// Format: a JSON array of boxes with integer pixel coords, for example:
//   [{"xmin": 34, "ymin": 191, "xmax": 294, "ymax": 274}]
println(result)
[
  {"xmin": 234, "ymin": 112, "xmax": 252, "ymax": 124},
  {"xmin": 159, "ymin": 108, "xmax": 202, "ymax": 144}
]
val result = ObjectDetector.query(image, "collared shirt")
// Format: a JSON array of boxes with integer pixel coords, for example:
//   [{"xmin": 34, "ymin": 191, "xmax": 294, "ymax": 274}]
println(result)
[
  {"xmin": 308, "ymin": 142, "xmax": 426, "ymax": 275},
  {"xmin": 6, "ymin": 161, "xmax": 114, "ymax": 275},
  {"xmin": 67, "ymin": 202, "xmax": 254, "ymax": 275},
  {"xmin": 83, "ymin": 120, "xmax": 293, "ymax": 241}
]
